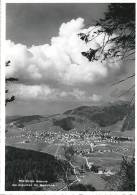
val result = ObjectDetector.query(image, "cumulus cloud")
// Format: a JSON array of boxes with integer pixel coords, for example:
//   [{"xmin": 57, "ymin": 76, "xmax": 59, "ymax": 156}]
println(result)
[
  {"xmin": 8, "ymin": 83, "xmax": 101, "ymax": 102},
  {"xmin": 6, "ymin": 18, "xmax": 122, "ymax": 86},
  {"xmin": 6, "ymin": 18, "xmax": 125, "ymax": 104}
]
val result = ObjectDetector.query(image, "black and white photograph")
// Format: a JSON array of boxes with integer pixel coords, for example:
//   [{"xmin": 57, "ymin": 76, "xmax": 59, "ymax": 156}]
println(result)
[{"xmin": 5, "ymin": 2, "xmax": 135, "ymax": 191}]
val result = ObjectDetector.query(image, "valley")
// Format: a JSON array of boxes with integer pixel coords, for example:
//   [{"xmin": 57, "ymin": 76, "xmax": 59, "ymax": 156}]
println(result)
[{"xmin": 6, "ymin": 101, "xmax": 135, "ymax": 191}]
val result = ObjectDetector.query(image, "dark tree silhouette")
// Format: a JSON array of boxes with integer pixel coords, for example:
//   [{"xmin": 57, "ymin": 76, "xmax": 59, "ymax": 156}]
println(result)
[
  {"xmin": 6, "ymin": 60, "xmax": 11, "ymax": 67},
  {"xmin": 6, "ymin": 77, "xmax": 18, "ymax": 82},
  {"xmin": 69, "ymin": 183, "xmax": 96, "ymax": 191},
  {"xmin": 106, "ymin": 156, "xmax": 135, "ymax": 191},
  {"xmin": 6, "ymin": 95, "xmax": 15, "ymax": 105},
  {"xmin": 64, "ymin": 145, "xmax": 75, "ymax": 161},
  {"xmin": 78, "ymin": 3, "xmax": 135, "ymax": 62},
  {"xmin": 5, "ymin": 61, "xmax": 18, "ymax": 105},
  {"xmin": 96, "ymin": 4, "xmax": 135, "ymax": 56},
  {"xmin": 81, "ymin": 48, "xmax": 98, "ymax": 62}
]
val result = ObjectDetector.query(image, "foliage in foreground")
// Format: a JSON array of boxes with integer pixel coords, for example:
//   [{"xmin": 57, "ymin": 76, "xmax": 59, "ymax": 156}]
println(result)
[
  {"xmin": 5, "ymin": 146, "xmax": 72, "ymax": 191},
  {"xmin": 106, "ymin": 156, "xmax": 135, "ymax": 191},
  {"xmin": 69, "ymin": 183, "xmax": 96, "ymax": 191}
]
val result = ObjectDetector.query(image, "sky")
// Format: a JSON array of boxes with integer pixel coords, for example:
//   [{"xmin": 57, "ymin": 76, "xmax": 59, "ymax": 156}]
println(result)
[{"xmin": 6, "ymin": 3, "xmax": 135, "ymax": 116}]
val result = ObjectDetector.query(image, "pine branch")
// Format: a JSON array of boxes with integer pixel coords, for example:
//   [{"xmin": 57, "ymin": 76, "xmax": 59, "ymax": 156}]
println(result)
[
  {"xmin": 118, "ymin": 85, "xmax": 135, "ymax": 97},
  {"xmin": 112, "ymin": 74, "xmax": 135, "ymax": 86},
  {"xmin": 6, "ymin": 77, "xmax": 19, "ymax": 83}
]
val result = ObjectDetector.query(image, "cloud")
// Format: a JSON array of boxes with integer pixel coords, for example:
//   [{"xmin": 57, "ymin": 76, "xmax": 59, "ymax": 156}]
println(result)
[
  {"xmin": 8, "ymin": 83, "xmax": 102, "ymax": 102},
  {"xmin": 60, "ymin": 88, "xmax": 102, "ymax": 102},
  {"xmin": 6, "ymin": 18, "xmax": 122, "ymax": 86},
  {"xmin": 91, "ymin": 94, "xmax": 102, "ymax": 102},
  {"xmin": 9, "ymin": 84, "xmax": 54, "ymax": 100},
  {"xmin": 59, "ymin": 18, "xmax": 84, "ymax": 37}
]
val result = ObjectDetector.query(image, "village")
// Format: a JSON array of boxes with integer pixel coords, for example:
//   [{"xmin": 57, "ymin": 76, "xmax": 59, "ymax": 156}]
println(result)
[{"xmin": 6, "ymin": 123, "xmax": 133, "ymax": 159}]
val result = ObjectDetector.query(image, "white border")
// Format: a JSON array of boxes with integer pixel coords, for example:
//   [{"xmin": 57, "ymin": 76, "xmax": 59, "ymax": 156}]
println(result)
[
  {"xmin": 0, "ymin": 0, "xmax": 6, "ymax": 193},
  {"xmin": 3, "ymin": 0, "xmax": 137, "ymax": 3},
  {"xmin": 0, "ymin": 0, "xmax": 136, "ymax": 194}
]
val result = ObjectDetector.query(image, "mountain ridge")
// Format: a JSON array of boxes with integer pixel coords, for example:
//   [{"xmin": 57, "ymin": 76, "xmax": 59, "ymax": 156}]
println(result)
[{"xmin": 6, "ymin": 100, "xmax": 134, "ymax": 131}]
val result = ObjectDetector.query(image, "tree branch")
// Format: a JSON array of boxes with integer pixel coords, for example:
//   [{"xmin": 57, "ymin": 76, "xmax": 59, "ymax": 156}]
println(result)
[{"xmin": 112, "ymin": 74, "xmax": 135, "ymax": 86}]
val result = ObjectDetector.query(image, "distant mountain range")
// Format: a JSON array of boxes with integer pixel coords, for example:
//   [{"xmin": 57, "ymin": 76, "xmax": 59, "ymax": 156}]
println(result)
[
  {"xmin": 6, "ymin": 101, "xmax": 135, "ymax": 131},
  {"xmin": 53, "ymin": 101, "xmax": 134, "ymax": 131}
]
